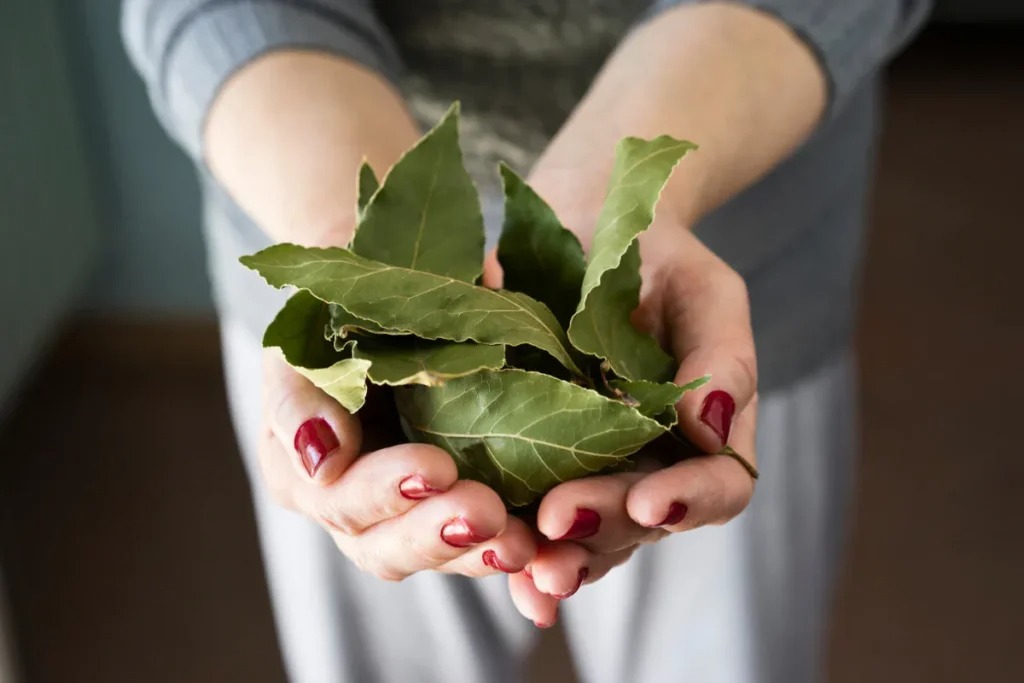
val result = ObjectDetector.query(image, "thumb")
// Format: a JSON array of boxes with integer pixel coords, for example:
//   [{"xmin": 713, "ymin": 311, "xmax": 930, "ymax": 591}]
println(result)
[
  {"xmin": 262, "ymin": 349, "xmax": 363, "ymax": 486},
  {"xmin": 663, "ymin": 247, "xmax": 757, "ymax": 453}
]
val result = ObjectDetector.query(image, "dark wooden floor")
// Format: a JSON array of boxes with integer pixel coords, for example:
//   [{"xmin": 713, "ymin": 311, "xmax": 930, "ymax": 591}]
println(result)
[{"xmin": 1, "ymin": 27, "xmax": 1022, "ymax": 683}]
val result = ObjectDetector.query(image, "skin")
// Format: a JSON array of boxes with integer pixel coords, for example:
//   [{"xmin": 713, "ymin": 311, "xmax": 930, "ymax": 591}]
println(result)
[{"xmin": 205, "ymin": 2, "xmax": 826, "ymax": 625}]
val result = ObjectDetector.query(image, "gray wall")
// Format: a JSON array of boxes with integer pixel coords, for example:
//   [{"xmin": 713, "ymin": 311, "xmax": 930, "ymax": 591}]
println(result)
[
  {"xmin": 64, "ymin": 1, "xmax": 213, "ymax": 314},
  {"xmin": 1, "ymin": 1, "xmax": 102, "ymax": 415}
]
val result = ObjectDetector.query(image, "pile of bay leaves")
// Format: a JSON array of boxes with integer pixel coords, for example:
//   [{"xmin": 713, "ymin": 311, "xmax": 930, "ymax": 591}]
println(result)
[{"xmin": 241, "ymin": 104, "xmax": 706, "ymax": 507}]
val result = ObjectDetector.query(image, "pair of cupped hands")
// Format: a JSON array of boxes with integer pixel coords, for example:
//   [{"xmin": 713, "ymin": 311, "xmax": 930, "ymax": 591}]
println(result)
[{"xmin": 257, "ymin": 184, "xmax": 759, "ymax": 628}]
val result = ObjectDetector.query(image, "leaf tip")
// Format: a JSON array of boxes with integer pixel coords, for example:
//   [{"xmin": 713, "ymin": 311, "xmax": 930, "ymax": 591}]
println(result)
[
  {"xmin": 679, "ymin": 374, "xmax": 712, "ymax": 393},
  {"xmin": 441, "ymin": 100, "xmax": 462, "ymax": 124}
]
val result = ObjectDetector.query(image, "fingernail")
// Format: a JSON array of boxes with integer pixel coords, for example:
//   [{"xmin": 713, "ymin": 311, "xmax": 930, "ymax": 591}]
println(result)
[
  {"xmin": 294, "ymin": 417, "xmax": 340, "ymax": 477},
  {"xmin": 556, "ymin": 508, "xmax": 601, "ymax": 540},
  {"xmin": 554, "ymin": 567, "xmax": 589, "ymax": 600},
  {"xmin": 534, "ymin": 619, "xmax": 554, "ymax": 629},
  {"xmin": 399, "ymin": 474, "xmax": 443, "ymax": 500},
  {"xmin": 440, "ymin": 517, "xmax": 492, "ymax": 548},
  {"xmin": 700, "ymin": 390, "xmax": 735, "ymax": 446},
  {"xmin": 482, "ymin": 550, "xmax": 516, "ymax": 573},
  {"xmin": 656, "ymin": 502, "xmax": 688, "ymax": 527}
]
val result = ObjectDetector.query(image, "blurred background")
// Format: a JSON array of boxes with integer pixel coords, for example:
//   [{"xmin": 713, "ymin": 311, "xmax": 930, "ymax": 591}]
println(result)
[{"xmin": 0, "ymin": 1, "xmax": 1021, "ymax": 682}]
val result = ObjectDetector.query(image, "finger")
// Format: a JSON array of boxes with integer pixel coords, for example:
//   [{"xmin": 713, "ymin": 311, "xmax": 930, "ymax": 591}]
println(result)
[
  {"xmin": 584, "ymin": 545, "xmax": 638, "ymax": 584},
  {"xmin": 314, "ymin": 443, "xmax": 457, "ymax": 535},
  {"xmin": 627, "ymin": 399, "xmax": 758, "ymax": 530},
  {"xmin": 528, "ymin": 541, "xmax": 590, "ymax": 599},
  {"xmin": 482, "ymin": 249, "xmax": 504, "ymax": 289},
  {"xmin": 256, "ymin": 422, "xmax": 301, "ymax": 511},
  {"xmin": 536, "ymin": 472, "xmax": 658, "ymax": 553},
  {"xmin": 660, "ymin": 242, "xmax": 757, "ymax": 453},
  {"xmin": 438, "ymin": 516, "xmax": 537, "ymax": 577},
  {"xmin": 508, "ymin": 570, "xmax": 559, "ymax": 628},
  {"xmin": 263, "ymin": 350, "xmax": 362, "ymax": 485},
  {"xmin": 342, "ymin": 480, "xmax": 508, "ymax": 581}
]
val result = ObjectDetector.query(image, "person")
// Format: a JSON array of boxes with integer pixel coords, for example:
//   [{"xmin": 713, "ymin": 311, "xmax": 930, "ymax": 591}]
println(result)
[{"xmin": 122, "ymin": 2, "xmax": 930, "ymax": 681}]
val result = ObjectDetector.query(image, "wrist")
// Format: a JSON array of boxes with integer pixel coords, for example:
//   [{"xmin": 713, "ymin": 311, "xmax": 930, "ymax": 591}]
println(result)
[{"xmin": 528, "ymin": 143, "xmax": 705, "ymax": 249}]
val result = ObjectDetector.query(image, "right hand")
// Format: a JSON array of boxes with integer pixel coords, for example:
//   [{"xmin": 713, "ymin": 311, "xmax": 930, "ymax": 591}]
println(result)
[{"xmin": 258, "ymin": 350, "xmax": 538, "ymax": 581}]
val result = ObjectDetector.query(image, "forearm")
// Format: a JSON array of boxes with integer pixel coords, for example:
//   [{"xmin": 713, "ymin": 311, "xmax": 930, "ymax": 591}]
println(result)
[
  {"xmin": 205, "ymin": 50, "xmax": 420, "ymax": 246},
  {"xmin": 532, "ymin": 2, "xmax": 826, "ymax": 233}
]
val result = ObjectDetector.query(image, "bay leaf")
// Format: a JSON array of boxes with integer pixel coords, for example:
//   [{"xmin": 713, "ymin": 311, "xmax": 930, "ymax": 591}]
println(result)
[
  {"xmin": 293, "ymin": 358, "xmax": 373, "ymax": 413},
  {"xmin": 350, "ymin": 102, "xmax": 484, "ymax": 282},
  {"xmin": 610, "ymin": 374, "xmax": 710, "ymax": 427},
  {"xmin": 327, "ymin": 303, "xmax": 390, "ymax": 344},
  {"xmin": 353, "ymin": 337, "xmax": 505, "ymax": 386},
  {"xmin": 264, "ymin": 290, "xmax": 371, "ymax": 412},
  {"xmin": 568, "ymin": 136, "xmax": 697, "ymax": 382},
  {"xmin": 241, "ymin": 244, "xmax": 583, "ymax": 375},
  {"xmin": 395, "ymin": 369, "xmax": 666, "ymax": 507},
  {"xmin": 356, "ymin": 161, "xmax": 379, "ymax": 218},
  {"xmin": 497, "ymin": 164, "xmax": 586, "ymax": 329}
]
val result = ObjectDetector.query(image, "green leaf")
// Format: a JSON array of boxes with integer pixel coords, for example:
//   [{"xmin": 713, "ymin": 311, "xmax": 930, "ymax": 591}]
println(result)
[
  {"xmin": 395, "ymin": 369, "xmax": 667, "ymax": 507},
  {"xmin": 327, "ymin": 303, "xmax": 391, "ymax": 343},
  {"xmin": 263, "ymin": 290, "xmax": 371, "ymax": 412},
  {"xmin": 568, "ymin": 136, "xmax": 697, "ymax": 382},
  {"xmin": 356, "ymin": 161, "xmax": 379, "ymax": 218},
  {"xmin": 610, "ymin": 374, "xmax": 710, "ymax": 427},
  {"xmin": 293, "ymin": 358, "xmax": 373, "ymax": 413},
  {"xmin": 353, "ymin": 337, "xmax": 506, "ymax": 386},
  {"xmin": 265, "ymin": 290, "xmax": 338, "ymax": 368},
  {"xmin": 497, "ymin": 164, "xmax": 586, "ymax": 329},
  {"xmin": 350, "ymin": 102, "xmax": 484, "ymax": 282},
  {"xmin": 241, "ymin": 244, "xmax": 583, "ymax": 375}
]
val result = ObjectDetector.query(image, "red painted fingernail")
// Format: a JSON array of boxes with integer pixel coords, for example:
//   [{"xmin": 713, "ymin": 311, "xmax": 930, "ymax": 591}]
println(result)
[
  {"xmin": 657, "ymin": 502, "xmax": 688, "ymax": 527},
  {"xmin": 398, "ymin": 474, "xmax": 443, "ymax": 500},
  {"xmin": 554, "ymin": 567, "xmax": 589, "ymax": 600},
  {"xmin": 482, "ymin": 550, "xmax": 516, "ymax": 573},
  {"xmin": 440, "ymin": 517, "xmax": 492, "ymax": 548},
  {"xmin": 294, "ymin": 417, "xmax": 340, "ymax": 477},
  {"xmin": 700, "ymin": 390, "xmax": 735, "ymax": 446},
  {"xmin": 556, "ymin": 508, "xmax": 601, "ymax": 540}
]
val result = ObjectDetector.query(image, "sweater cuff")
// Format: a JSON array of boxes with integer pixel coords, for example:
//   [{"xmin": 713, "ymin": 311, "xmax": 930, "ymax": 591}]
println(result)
[{"xmin": 158, "ymin": 2, "xmax": 402, "ymax": 160}]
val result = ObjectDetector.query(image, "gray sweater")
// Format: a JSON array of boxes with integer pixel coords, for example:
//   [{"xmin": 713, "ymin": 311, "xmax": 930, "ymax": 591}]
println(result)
[{"xmin": 122, "ymin": 0, "xmax": 930, "ymax": 392}]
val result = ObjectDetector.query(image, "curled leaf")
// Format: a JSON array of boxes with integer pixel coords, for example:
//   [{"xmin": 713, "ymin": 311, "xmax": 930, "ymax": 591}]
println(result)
[
  {"xmin": 568, "ymin": 136, "xmax": 697, "ymax": 382},
  {"xmin": 610, "ymin": 374, "xmax": 710, "ymax": 427},
  {"xmin": 263, "ymin": 291, "xmax": 371, "ymax": 411},
  {"xmin": 241, "ymin": 244, "xmax": 583, "ymax": 375}
]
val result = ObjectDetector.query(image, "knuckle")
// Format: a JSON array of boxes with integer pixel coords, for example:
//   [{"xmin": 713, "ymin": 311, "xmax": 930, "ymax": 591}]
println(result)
[
  {"xmin": 375, "ymin": 568, "xmax": 409, "ymax": 583},
  {"xmin": 707, "ymin": 460, "xmax": 755, "ymax": 525},
  {"xmin": 720, "ymin": 267, "xmax": 750, "ymax": 307},
  {"xmin": 736, "ymin": 352, "xmax": 759, "ymax": 394},
  {"xmin": 350, "ymin": 546, "xmax": 409, "ymax": 583},
  {"xmin": 703, "ymin": 481, "xmax": 731, "ymax": 526},
  {"xmin": 257, "ymin": 437, "xmax": 296, "ymax": 511},
  {"xmin": 414, "ymin": 538, "xmax": 457, "ymax": 568},
  {"xmin": 268, "ymin": 387, "xmax": 304, "ymax": 436},
  {"xmin": 318, "ymin": 501, "xmax": 365, "ymax": 537}
]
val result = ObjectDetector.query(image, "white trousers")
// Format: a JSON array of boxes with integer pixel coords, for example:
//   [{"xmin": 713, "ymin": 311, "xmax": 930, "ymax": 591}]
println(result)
[{"xmin": 220, "ymin": 317, "xmax": 855, "ymax": 683}]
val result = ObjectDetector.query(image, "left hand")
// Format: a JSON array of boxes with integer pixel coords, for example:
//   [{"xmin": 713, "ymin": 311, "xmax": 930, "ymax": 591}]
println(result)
[{"xmin": 494, "ymin": 221, "xmax": 760, "ymax": 627}]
